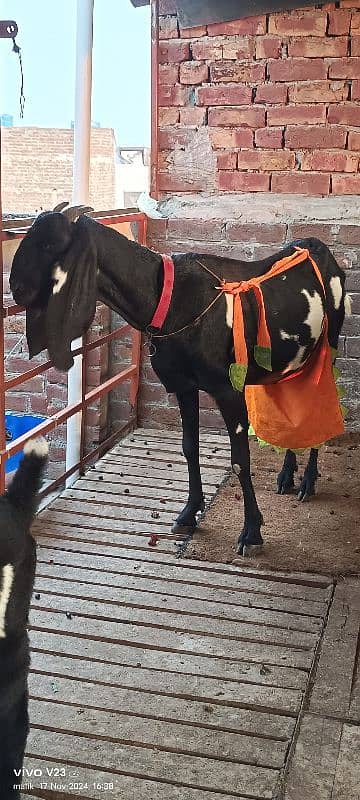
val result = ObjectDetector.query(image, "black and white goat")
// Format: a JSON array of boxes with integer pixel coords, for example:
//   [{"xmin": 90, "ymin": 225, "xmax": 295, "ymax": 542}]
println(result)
[
  {"xmin": 0, "ymin": 438, "xmax": 48, "ymax": 799},
  {"xmin": 10, "ymin": 205, "xmax": 348, "ymax": 555}
]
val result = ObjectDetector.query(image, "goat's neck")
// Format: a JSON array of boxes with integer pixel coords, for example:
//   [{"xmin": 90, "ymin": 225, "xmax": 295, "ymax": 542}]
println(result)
[{"xmin": 95, "ymin": 223, "xmax": 163, "ymax": 330}]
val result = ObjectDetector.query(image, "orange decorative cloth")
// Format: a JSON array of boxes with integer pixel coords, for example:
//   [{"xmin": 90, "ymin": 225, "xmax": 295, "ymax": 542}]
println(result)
[{"xmin": 220, "ymin": 247, "xmax": 345, "ymax": 449}]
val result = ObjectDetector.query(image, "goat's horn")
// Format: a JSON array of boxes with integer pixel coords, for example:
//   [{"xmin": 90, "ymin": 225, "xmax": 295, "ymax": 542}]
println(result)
[
  {"xmin": 53, "ymin": 201, "xmax": 69, "ymax": 212},
  {"xmin": 61, "ymin": 205, "xmax": 94, "ymax": 223}
]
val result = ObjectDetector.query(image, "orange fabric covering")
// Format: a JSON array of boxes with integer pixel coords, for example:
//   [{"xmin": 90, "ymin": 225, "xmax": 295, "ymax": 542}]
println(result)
[{"xmin": 220, "ymin": 247, "xmax": 345, "ymax": 449}]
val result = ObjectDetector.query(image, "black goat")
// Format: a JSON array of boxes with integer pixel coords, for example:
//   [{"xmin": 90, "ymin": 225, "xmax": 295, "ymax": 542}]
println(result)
[
  {"xmin": 0, "ymin": 437, "xmax": 48, "ymax": 799},
  {"xmin": 10, "ymin": 206, "xmax": 348, "ymax": 555}
]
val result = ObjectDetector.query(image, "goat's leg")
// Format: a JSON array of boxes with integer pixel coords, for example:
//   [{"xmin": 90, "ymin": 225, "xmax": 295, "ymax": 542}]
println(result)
[
  {"xmin": 277, "ymin": 449, "xmax": 298, "ymax": 494},
  {"xmin": 172, "ymin": 389, "xmax": 205, "ymax": 535},
  {"xmin": 298, "ymin": 448, "xmax": 319, "ymax": 501},
  {"xmin": 216, "ymin": 389, "xmax": 263, "ymax": 556}
]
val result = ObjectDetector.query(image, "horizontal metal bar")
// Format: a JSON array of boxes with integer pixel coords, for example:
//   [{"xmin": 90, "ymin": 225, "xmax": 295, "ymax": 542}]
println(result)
[
  {"xmin": 84, "ymin": 364, "xmax": 136, "ymax": 405},
  {"xmin": 37, "ymin": 420, "xmax": 134, "ymax": 499},
  {"xmin": 2, "ymin": 364, "xmax": 136, "ymax": 460}
]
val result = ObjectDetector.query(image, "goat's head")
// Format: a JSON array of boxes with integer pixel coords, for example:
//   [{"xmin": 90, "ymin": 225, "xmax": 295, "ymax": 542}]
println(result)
[
  {"xmin": 9, "ymin": 203, "xmax": 97, "ymax": 371},
  {"xmin": 10, "ymin": 203, "xmax": 92, "ymax": 307}
]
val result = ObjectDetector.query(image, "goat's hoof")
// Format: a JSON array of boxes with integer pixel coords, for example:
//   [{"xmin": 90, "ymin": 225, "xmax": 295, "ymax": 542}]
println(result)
[
  {"xmin": 297, "ymin": 480, "xmax": 317, "ymax": 502},
  {"xmin": 277, "ymin": 469, "xmax": 295, "ymax": 495},
  {"xmin": 237, "ymin": 543, "xmax": 263, "ymax": 557},
  {"xmin": 172, "ymin": 521, "xmax": 196, "ymax": 536}
]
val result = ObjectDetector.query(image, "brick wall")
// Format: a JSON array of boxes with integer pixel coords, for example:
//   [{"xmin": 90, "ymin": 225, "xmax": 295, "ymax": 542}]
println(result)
[
  {"xmin": 157, "ymin": 0, "xmax": 360, "ymax": 195},
  {"xmin": 1, "ymin": 127, "xmax": 116, "ymax": 213},
  {"xmin": 135, "ymin": 1, "xmax": 360, "ymax": 434}
]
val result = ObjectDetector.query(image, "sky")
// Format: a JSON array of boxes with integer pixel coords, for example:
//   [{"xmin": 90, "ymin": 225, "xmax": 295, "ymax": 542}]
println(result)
[{"xmin": 0, "ymin": 0, "xmax": 151, "ymax": 146}]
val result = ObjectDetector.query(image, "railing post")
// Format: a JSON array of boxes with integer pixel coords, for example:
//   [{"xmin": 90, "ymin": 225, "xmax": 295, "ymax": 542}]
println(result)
[{"xmin": 66, "ymin": 0, "xmax": 94, "ymax": 487}]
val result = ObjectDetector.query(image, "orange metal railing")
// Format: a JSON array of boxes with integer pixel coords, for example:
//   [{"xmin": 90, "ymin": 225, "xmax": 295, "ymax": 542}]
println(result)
[{"xmin": 0, "ymin": 209, "xmax": 146, "ymax": 496}]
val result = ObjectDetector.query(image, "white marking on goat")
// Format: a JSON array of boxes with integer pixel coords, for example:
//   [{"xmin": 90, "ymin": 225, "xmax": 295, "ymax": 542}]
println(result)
[
  {"xmin": 232, "ymin": 463, "xmax": 241, "ymax": 475},
  {"xmin": 330, "ymin": 276, "xmax": 343, "ymax": 310},
  {"xmin": 225, "ymin": 294, "xmax": 234, "ymax": 328},
  {"xmin": 24, "ymin": 437, "xmax": 49, "ymax": 458},
  {"xmin": 301, "ymin": 289, "xmax": 324, "ymax": 341},
  {"xmin": 345, "ymin": 293, "xmax": 352, "ymax": 317},
  {"xmin": 287, "ymin": 344, "xmax": 307, "ymax": 371},
  {"xmin": 280, "ymin": 330, "xmax": 299, "ymax": 342},
  {"xmin": 236, "ymin": 423, "xmax": 243, "ymax": 434},
  {"xmin": 52, "ymin": 264, "xmax": 67, "ymax": 294},
  {"xmin": 0, "ymin": 564, "xmax": 14, "ymax": 638}
]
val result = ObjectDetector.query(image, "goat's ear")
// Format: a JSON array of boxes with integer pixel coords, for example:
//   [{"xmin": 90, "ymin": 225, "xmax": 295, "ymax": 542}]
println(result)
[
  {"xmin": 45, "ymin": 220, "xmax": 97, "ymax": 371},
  {"xmin": 26, "ymin": 307, "xmax": 48, "ymax": 358}
]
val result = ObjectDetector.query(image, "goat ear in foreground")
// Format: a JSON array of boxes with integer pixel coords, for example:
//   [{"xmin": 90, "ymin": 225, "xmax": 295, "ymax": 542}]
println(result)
[{"xmin": 45, "ymin": 220, "xmax": 97, "ymax": 371}]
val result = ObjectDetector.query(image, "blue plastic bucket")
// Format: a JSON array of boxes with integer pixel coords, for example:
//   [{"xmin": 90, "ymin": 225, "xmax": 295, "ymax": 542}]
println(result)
[{"xmin": 5, "ymin": 412, "xmax": 47, "ymax": 473}]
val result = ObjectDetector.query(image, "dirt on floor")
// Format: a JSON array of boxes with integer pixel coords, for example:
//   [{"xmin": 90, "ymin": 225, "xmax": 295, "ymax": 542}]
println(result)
[{"xmin": 187, "ymin": 433, "xmax": 360, "ymax": 576}]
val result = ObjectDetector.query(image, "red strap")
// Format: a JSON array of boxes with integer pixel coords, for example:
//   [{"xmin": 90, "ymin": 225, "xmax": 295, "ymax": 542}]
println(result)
[{"xmin": 149, "ymin": 254, "xmax": 175, "ymax": 330}]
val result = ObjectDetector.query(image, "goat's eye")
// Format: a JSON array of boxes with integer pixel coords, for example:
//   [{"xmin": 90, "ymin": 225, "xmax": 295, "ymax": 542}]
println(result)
[{"xmin": 41, "ymin": 242, "xmax": 53, "ymax": 252}]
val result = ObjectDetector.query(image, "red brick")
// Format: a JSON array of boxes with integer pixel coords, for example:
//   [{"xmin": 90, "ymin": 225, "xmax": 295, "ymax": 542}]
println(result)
[
  {"xmin": 180, "ymin": 25, "xmax": 207, "ymax": 38},
  {"xmin": 302, "ymin": 150, "xmax": 359, "ymax": 172},
  {"xmin": 255, "ymin": 36, "xmax": 282, "ymax": 59},
  {"xmin": 159, "ymin": 0, "xmax": 177, "ymax": 13},
  {"xmin": 227, "ymin": 222, "xmax": 287, "ymax": 243},
  {"xmin": 159, "ymin": 127, "xmax": 195, "ymax": 149},
  {"xmin": 159, "ymin": 64, "xmax": 179, "ymax": 84},
  {"xmin": 255, "ymin": 83, "xmax": 288, "ymax": 104},
  {"xmin": 159, "ymin": 85, "xmax": 190, "ymax": 106},
  {"xmin": 271, "ymin": 172, "xmax": 330, "ymax": 195},
  {"xmin": 267, "ymin": 104, "xmax": 326, "ymax": 125},
  {"xmin": 217, "ymin": 152, "xmax": 237, "ymax": 170},
  {"xmin": 159, "ymin": 15, "xmax": 179, "ymax": 39},
  {"xmin": 340, "ymin": 0, "xmax": 360, "ymax": 7},
  {"xmin": 328, "ymin": 58, "xmax": 360, "ymax": 78},
  {"xmin": 158, "ymin": 172, "xmax": 204, "ymax": 192},
  {"xmin": 167, "ymin": 219, "xmax": 224, "ymax": 241},
  {"xmin": 191, "ymin": 39, "xmax": 223, "ymax": 60},
  {"xmin": 338, "ymin": 225, "xmax": 360, "ymax": 244},
  {"xmin": 288, "ymin": 81, "xmax": 349, "ymax": 103},
  {"xmin": 287, "ymin": 223, "xmax": 337, "ymax": 244},
  {"xmin": 179, "ymin": 61, "xmax": 209, "ymax": 84},
  {"xmin": 352, "ymin": 80, "xmax": 360, "ymax": 99},
  {"xmin": 269, "ymin": 10, "xmax": 327, "ymax": 36},
  {"xmin": 255, "ymin": 127, "xmax": 283, "ymax": 147},
  {"xmin": 285, "ymin": 125, "xmax": 347, "ymax": 149},
  {"xmin": 209, "ymin": 127, "xmax": 254, "ymax": 148},
  {"xmin": 351, "ymin": 11, "xmax": 360, "ymax": 33},
  {"xmin": 159, "ymin": 41, "xmax": 190, "ymax": 63},
  {"xmin": 352, "ymin": 37, "xmax": 360, "ymax": 55},
  {"xmin": 179, "ymin": 107, "xmax": 206, "ymax": 125},
  {"xmin": 237, "ymin": 149, "xmax": 296, "ymax": 171},
  {"xmin": 327, "ymin": 103, "xmax": 360, "ymax": 125},
  {"xmin": 222, "ymin": 37, "xmax": 255, "ymax": 59},
  {"xmin": 208, "ymin": 107, "xmax": 266, "ymax": 127},
  {"xmin": 159, "ymin": 107, "xmax": 179, "ymax": 125},
  {"xmin": 197, "ymin": 85, "xmax": 252, "ymax": 106},
  {"xmin": 332, "ymin": 174, "xmax": 360, "ymax": 193},
  {"xmin": 218, "ymin": 171, "xmax": 270, "ymax": 191},
  {"xmin": 288, "ymin": 36, "xmax": 348, "ymax": 57},
  {"xmin": 328, "ymin": 9, "xmax": 351, "ymax": 35},
  {"xmin": 210, "ymin": 61, "xmax": 266, "ymax": 83},
  {"xmin": 268, "ymin": 58, "xmax": 327, "ymax": 82},
  {"xmin": 207, "ymin": 16, "xmax": 266, "ymax": 36},
  {"xmin": 348, "ymin": 130, "xmax": 360, "ymax": 148}
]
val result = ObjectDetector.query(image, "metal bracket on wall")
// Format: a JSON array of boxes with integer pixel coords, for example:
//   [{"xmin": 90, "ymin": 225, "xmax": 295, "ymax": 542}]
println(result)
[{"xmin": 0, "ymin": 21, "xmax": 18, "ymax": 39}]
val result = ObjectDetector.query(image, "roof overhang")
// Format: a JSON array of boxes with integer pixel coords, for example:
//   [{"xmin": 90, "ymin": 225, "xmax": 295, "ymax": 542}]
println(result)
[{"xmin": 130, "ymin": 0, "xmax": 319, "ymax": 25}]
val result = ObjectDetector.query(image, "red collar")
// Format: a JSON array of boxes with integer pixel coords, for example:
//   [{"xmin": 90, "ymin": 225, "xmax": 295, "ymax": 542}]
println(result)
[{"xmin": 149, "ymin": 254, "xmax": 175, "ymax": 330}]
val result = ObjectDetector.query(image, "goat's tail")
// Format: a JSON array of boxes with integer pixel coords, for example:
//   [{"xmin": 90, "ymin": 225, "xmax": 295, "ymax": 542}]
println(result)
[{"xmin": 6, "ymin": 436, "xmax": 48, "ymax": 518}]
